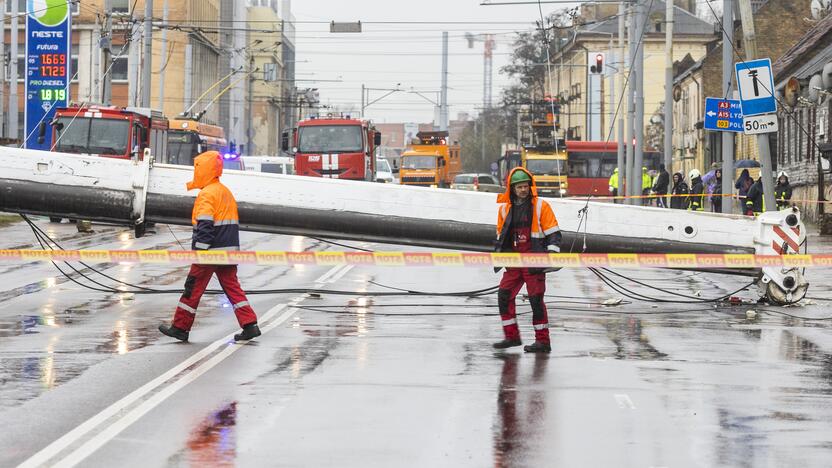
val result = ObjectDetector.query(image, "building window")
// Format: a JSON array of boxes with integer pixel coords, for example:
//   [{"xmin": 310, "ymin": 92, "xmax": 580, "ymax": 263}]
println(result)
[
  {"xmin": 111, "ymin": 55, "xmax": 129, "ymax": 81},
  {"xmin": 113, "ymin": 0, "xmax": 130, "ymax": 14}
]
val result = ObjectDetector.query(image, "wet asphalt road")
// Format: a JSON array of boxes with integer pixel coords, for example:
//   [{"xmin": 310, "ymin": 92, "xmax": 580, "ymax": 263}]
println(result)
[{"xmin": 1, "ymin": 216, "xmax": 832, "ymax": 467}]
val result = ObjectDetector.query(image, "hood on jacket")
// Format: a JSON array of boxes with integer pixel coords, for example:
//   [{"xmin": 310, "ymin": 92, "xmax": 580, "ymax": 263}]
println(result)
[
  {"xmin": 739, "ymin": 169, "xmax": 750, "ymax": 179},
  {"xmin": 186, "ymin": 151, "xmax": 223, "ymax": 191},
  {"xmin": 497, "ymin": 166, "xmax": 537, "ymax": 204},
  {"xmin": 672, "ymin": 172, "xmax": 684, "ymax": 183}
]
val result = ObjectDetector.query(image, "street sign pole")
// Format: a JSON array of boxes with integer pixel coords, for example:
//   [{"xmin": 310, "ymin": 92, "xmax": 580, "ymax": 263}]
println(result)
[{"xmin": 737, "ymin": 1, "xmax": 777, "ymax": 212}]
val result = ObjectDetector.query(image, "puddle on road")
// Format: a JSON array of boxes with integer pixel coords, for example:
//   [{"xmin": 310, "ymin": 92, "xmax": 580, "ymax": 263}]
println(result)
[{"xmin": 492, "ymin": 353, "xmax": 548, "ymax": 467}]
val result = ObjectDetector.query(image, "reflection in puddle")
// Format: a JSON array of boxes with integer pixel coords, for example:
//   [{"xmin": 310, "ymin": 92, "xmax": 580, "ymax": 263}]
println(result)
[
  {"xmin": 599, "ymin": 317, "xmax": 668, "ymax": 361},
  {"xmin": 492, "ymin": 354, "xmax": 548, "ymax": 467},
  {"xmin": 185, "ymin": 402, "xmax": 238, "ymax": 467}
]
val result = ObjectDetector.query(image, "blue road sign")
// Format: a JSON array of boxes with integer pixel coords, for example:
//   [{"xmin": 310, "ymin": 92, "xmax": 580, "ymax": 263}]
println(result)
[
  {"xmin": 704, "ymin": 97, "xmax": 743, "ymax": 133},
  {"xmin": 735, "ymin": 58, "xmax": 777, "ymax": 117},
  {"xmin": 24, "ymin": 0, "xmax": 72, "ymax": 150}
]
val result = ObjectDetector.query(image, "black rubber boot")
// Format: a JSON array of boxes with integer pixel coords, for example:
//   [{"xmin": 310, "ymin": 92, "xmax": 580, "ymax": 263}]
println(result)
[
  {"xmin": 158, "ymin": 324, "xmax": 189, "ymax": 342},
  {"xmin": 493, "ymin": 339, "xmax": 522, "ymax": 349},
  {"xmin": 523, "ymin": 341, "xmax": 551, "ymax": 353},
  {"xmin": 234, "ymin": 323, "xmax": 261, "ymax": 341}
]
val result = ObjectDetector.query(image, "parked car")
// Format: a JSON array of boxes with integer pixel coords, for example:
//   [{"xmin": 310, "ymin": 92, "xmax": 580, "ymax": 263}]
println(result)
[
  {"xmin": 376, "ymin": 158, "xmax": 397, "ymax": 183},
  {"xmin": 241, "ymin": 156, "xmax": 295, "ymax": 175},
  {"xmin": 450, "ymin": 173, "xmax": 502, "ymax": 193}
]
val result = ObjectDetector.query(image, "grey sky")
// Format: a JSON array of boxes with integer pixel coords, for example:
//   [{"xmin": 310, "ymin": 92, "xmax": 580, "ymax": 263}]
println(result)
[
  {"xmin": 291, "ymin": 1, "xmax": 583, "ymax": 124},
  {"xmin": 290, "ymin": 0, "xmax": 721, "ymax": 124}
]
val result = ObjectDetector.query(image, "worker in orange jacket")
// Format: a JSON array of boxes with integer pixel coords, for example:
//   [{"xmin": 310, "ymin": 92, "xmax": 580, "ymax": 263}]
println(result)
[
  {"xmin": 493, "ymin": 168, "xmax": 562, "ymax": 353},
  {"xmin": 159, "ymin": 151, "xmax": 260, "ymax": 342}
]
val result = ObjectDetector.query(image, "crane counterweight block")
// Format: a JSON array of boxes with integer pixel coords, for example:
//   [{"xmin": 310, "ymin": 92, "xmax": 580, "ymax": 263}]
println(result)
[{"xmin": 0, "ymin": 147, "xmax": 809, "ymax": 304}]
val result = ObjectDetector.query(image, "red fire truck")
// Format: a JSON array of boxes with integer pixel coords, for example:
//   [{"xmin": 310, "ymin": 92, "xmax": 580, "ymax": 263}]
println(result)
[
  {"xmin": 284, "ymin": 116, "xmax": 382, "ymax": 181},
  {"xmin": 50, "ymin": 105, "xmax": 169, "ymax": 161}
]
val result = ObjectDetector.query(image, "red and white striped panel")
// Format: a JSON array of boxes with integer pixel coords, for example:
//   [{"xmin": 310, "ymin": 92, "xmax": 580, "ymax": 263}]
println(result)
[{"xmin": 771, "ymin": 225, "xmax": 801, "ymax": 254}]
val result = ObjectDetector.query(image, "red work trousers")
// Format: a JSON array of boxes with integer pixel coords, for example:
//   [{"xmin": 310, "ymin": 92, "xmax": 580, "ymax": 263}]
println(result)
[
  {"xmin": 172, "ymin": 264, "xmax": 258, "ymax": 331},
  {"xmin": 498, "ymin": 268, "xmax": 549, "ymax": 344}
]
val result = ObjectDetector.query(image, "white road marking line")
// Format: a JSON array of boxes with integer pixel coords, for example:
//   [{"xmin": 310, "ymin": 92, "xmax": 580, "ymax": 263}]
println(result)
[
  {"xmin": 327, "ymin": 264, "xmax": 354, "ymax": 284},
  {"xmin": 314, "ymin": 264, "xmax": 347, "ymax": 284},
  {"xmin": 614, "ymin": 393, "xmax": 636, "ymax": 410},
  {"xmin": 22, "ymin": 263, "xmax": 349, "ymax": 468}
]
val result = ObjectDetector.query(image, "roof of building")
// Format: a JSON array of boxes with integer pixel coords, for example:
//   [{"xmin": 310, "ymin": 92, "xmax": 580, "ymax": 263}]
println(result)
[
  {"xmin": 580, "ymin": 0, "xmax": 715, "ymax": 37},
  {"xmin": 673, "ymin": 54, "xmax": 706, "ymax": 84},
  {"xmin": 773, "ymin": 12, "xmax": 832, "ymax": 81}
]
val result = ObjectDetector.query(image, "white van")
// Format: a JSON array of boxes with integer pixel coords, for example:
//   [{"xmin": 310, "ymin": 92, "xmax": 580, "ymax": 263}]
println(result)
[
  {"xmin": 242, "ymin": 156, "xmax": 295, "ymax": 175},
  {"xmin": 376, "ymin": 158, "xmax": 397, "ymax": 184}
]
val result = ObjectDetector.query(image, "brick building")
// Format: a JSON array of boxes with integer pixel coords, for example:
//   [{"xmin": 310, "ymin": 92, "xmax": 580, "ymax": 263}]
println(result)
[
  {"xmin": 772, "ymin": 11, "xmax": 832, "ymax": 228},
  {"xmin": 671, "ymin": 0, "xmax": 812, "ymax": 177}
]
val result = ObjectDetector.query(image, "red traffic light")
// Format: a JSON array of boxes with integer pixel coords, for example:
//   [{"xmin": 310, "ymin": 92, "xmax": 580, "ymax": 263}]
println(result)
[{"xmin": 590, "ymin": 53, "xmax": 604, "ymax": 74}]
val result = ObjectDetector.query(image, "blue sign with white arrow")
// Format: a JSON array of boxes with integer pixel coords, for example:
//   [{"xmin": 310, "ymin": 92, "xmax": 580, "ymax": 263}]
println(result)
[
  {"xmin": 735, "ymin": 58, "xmax": 777, "ymax": 117},
  {"xmin": 704, "ymin": 97, "xmax": 743, "ymax": 133}
]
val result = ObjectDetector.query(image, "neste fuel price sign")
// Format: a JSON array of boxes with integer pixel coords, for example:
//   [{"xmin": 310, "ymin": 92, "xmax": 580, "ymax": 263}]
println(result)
[{"xmin": 25, "ymin": 0, "xmax": 72, "ymax": 150}]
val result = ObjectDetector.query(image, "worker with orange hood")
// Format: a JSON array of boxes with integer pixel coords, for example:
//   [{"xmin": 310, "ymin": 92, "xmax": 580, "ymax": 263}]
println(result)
[
  {"xmin": 493, "ymin": 167, "xmax": 562, "ymax": 353},
  {"xmin": 158, "ymin": 151, "xmax": 260, "ymax": 342}
]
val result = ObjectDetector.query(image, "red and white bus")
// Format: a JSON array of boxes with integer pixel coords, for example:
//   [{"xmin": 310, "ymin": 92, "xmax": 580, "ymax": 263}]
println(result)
[{"xmin": 565, "ymin": 141, "xmax": 661, "ymax": 197}]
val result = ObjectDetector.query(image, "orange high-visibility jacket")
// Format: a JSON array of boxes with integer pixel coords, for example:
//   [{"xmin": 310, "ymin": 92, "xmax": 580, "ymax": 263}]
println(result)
[
  {"xmin": 187, "ymin": 151, "xmax": 240, "ymax": 251},
  {"xmin": 495, "ymin": 167, "xmax": 561, "ymax": 254}
]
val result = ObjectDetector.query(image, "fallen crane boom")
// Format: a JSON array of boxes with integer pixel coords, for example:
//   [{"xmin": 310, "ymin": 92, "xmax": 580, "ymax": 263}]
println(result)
[{"xmin": 0, "ymin": 148, "xmax": 808, "ymax": 303}]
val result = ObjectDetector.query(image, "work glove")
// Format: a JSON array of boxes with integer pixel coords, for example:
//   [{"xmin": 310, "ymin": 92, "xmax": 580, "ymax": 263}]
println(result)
[{"xmin": 609, "ymin": 186, "xmax": 614, "ymax": 193}]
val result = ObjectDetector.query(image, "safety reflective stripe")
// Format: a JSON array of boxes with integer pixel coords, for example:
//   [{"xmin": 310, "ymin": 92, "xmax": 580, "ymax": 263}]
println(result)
[
  {"xmin": 233, "ymin": 301, "xmax": 250, "ymax": 310},
  {"xmin": 502, "ymin": 318, "xmax": 517, "ymax": 326},
  {"xmin": 214, "ymin": 219, "xmax": 239, "ymax": 226},
  {"xmin": 533, "ymin": 323, "xmax": 549, "ymax": 330},
  {"xmin": 208, "ymin": 245, "xmax": 240, "ymax": 251},
  {"xmin": 196, "ymin": 215, "xmax": 213, "ymax": 221},
  {"xmin": 177, "ymin": 302, "xmax": 197, "ymax": 313},
  {"xmin": 542, "ymin": 225, "xmax": 560, "ymax": 236},
  {"xmin": 194, "ymin": 242, "xmax": 211, "ymax": 250}
]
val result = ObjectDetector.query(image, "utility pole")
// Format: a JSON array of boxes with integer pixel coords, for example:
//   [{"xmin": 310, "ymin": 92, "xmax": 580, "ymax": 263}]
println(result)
[
  {"xmin": 157, "ymin": 0, "xmax": 169, "ymax": 110},
  {"xmin": 128, "ymin": 19, "xmax": 141, "ymax": 107},
  {"xmin": 440, "ymin": 32, "xmax": 449, "ymax": 131},
  {"xmin": 141, "ymin": 0, "xmax": 153, "ymax": 108},
  {"xmin": 664, "ymin": 0, "xmax": 673, "ymax": 179},
  {"xmin": 183, "ymin": 44, "xmax": 193, "ymax": 112},
  {"xmin": 248, "ymin": 57, "xmax": 254, "ymax": 156},
  {"xmin": 10, "ymin": 0, "xmax": 19, "ymax": 139},
  {"xmin": 617, "ymin": 1, "xmax": 626, "ymax": 200},
  {"xmin": 92, "ymin": 13, "xmax": 101, "ymax": 102},
  {"xmin": 0, "ymin": 0, "xmax": 6, "ymax": 138},
  {"xmin": 721, "ymin": 0, "xmax": 735, "ymax": 214},
  {"xmin": 737, "ymin": 0, "xmax": 775, "ymax": 212},
  {"xmin": 626, "ymin": 4, "xmax": 636, "ymax": 203},
  {"xmin": 634, "ymin": 0, "xmax": 646, "ymax": 206},
  {"xmin": 102, "ymin": 0, "xmax": 113, "ymax": 105}
]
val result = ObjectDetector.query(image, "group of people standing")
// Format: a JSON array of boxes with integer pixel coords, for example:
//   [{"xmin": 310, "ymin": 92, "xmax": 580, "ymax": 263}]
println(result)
[{"xmin": 609, "ymin": 162, "xmax": 794, "ymax": 214}]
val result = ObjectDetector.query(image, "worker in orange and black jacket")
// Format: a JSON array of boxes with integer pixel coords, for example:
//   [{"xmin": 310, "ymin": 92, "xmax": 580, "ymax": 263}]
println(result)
[
  {"xmin": 159, "ymin": 151, "xmax": 260, "ymax": 342},
  {"xmin": 493, "ymin": 167, "xmax": 562, "ymax": 354}
]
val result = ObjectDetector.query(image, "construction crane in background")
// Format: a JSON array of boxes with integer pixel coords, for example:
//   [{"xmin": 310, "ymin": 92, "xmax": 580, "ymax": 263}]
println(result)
[{"xmin": 464, "ymin": 33, "xmax": 496, "ymax": 110}]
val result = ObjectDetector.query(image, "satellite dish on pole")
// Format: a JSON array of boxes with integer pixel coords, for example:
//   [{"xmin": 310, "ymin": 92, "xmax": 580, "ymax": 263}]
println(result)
[
  {"xmin": 808, "ymin": 74, "xmax": 824, "ymax": 103},
  {"xmin": 811, "ymin": 0, "xmax": 832, "ymax": 20},
  {"xmin": 784, "ymin": 77, "xmax": 801, "ymax": 107},
  {"xmin": 822, "ymin": 62, "xmax": 832, "ymax": 89}
]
